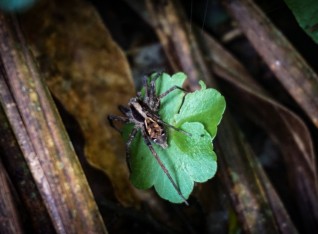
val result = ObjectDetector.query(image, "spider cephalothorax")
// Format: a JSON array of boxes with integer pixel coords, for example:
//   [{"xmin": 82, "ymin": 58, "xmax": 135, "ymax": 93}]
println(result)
[
  {"xmin": 108, "ymin": 72, "xmax": 190, "ymax": 204},
  {"xmin": 128, "ymin": 96, "xmax": 169, "ymax": 148}
]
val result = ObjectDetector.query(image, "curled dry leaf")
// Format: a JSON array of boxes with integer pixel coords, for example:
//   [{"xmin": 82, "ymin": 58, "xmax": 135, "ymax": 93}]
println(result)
[{"xmin": 20, "ymin": 0, "xmax": 137, "ymax": 204}]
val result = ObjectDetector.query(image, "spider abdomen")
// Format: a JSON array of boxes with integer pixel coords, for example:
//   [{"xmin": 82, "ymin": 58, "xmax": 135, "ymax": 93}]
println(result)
[{"xmin": 145, "ymin": 117, "xmax": 168, "ymax": 148}]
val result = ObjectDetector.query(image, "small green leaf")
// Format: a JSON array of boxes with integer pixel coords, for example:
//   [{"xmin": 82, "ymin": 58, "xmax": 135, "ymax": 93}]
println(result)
[
  {"xmin": 122, "ymin": 72, "xmax": 225, "ymax": 203},
  {"xmin": 175, "ymin": 83, "xmax": 226, "ymax": 139},
  {"xmin": 156, "ymin": 72, "xmax": 188, "ymax": 122},
  {"xmin": 0, "ymin": 0, "xmax": 37, "ymax": 12},
  {"xmin": 284, "ymin": 0, "xmax": 318, "ymax": 44}
]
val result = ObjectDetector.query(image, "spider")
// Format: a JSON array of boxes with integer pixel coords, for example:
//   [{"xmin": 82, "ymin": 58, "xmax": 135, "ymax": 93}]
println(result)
[{"xmin": 108, "ymin": 72, "xmax": 191, "ymax": 205}]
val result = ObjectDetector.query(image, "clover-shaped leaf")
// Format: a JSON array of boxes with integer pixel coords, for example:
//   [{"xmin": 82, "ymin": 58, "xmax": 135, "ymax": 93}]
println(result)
[
  {"xmin": 123, "ymin": 73, "xmax": 225, "ymax": 203},
  {"xmin": 174, "ymin": 80, "xmax": 226, "ymax": 139}
]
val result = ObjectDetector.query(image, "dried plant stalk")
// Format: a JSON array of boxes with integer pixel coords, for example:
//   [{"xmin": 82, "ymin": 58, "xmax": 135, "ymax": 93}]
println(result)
[
  {"xmin": 222, "ymin": 0, "xmax": 318, "ymax": 231},
  {"xmin": 200, "ymin": 28, "xmax": 317, "ymax": 233},
  {"xmin": 0, "ymin": 159, "xmax": 24, "ymax": 234},
  {"xmin": 223, "ymin": 0, "xmax": 318, "ymax": 128},
  {"xmin": 0, "ymin": 14, "xmax": 107, "ymax": 233},
  {"xmin": 0, "ymin": 104, "xmax": 54, "ymax": 232}
]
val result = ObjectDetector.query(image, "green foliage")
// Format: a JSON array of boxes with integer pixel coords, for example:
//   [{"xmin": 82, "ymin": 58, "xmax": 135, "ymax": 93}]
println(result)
[
  {"xmin": 0, "ymin": 0, "xmax": 37, "ymax": 12},
  {"xmin": 284, "ymin": 0, "xmax": 318, "ymax": 44},
  {"xmin": 123, "ymin": 72, "xmax": 226, "ymax": 203}
]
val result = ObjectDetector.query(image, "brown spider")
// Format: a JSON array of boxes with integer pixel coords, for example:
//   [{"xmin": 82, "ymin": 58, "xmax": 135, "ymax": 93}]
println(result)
[{"xmin": 108, "ymin": 72, "xmax": 190, "ymax": 205}]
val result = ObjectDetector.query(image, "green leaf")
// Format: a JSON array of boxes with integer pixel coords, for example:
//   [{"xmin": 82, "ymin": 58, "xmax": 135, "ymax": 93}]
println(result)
[
  {"xmin": 0, "ymin": 0, "xmax": 37, "ymax": 12},
  {"xmin": 284, "ymin": 0, "xmax": 318, "ymax": 44},
  {"xmin": 122, "ymin": 73, "xmax": 225, "ymax": 203},
  {"xmin": 175, "ymin": 81, "xmax": 226, "ymax": 139},
  {"xmin": 139, "ymin": 72, "xmax": 188, "ymax": 122},
  {"xmin": 126, "ymin": 122, "xmax": 216, "ymax": 203}
]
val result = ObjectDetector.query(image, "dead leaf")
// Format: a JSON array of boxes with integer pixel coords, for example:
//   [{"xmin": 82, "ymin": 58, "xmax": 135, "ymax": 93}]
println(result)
[{"xmin": 20, "ymin": 0, "xmax": 137, "ymax": 205}]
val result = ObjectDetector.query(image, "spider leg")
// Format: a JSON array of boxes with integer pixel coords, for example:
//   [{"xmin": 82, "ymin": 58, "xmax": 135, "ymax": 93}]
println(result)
[
  {"xmin": 141, "ymin": 128, "xmax": 189, "ymax": 205},
  {"xmin": 142, "ymin": 75, "xmax": 150, "ymax": 103},
  {"xmin": 158, "ymin": 85, "xmax": 187, "ymax": 100},
  {"xmin": 150, "ymin": 71, "xmax": 163, "ymax": 83},
  {"xmin": 153, "ymin": 85, "xmax": 188, "ymax": 112},
  {"xmin": 158, "ymin": 120, "xmax": 192, "ymax": 137},
  {"xmin": 149, "ymin": 72, "xmax": 163, "ymax": 100},
  {"xmin": 107, "ymin": 115, "xmax": 128, "ymax": 133},
  {"xmin": 143, "ymin": 72, "xmax": 163, "ymax": 110},
  {"xmin": 118, "ymin": 105, "xmax": 130, "ymax": 115},
  {"xmin": 126, "ymin": 127, "xmax": 138, "ymax": 172}
]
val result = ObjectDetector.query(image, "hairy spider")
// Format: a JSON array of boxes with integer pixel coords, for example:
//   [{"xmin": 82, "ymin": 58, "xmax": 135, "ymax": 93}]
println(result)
[{"xmin": 108, "ymin": 72, "xmax": 190, "ymax": 205}]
